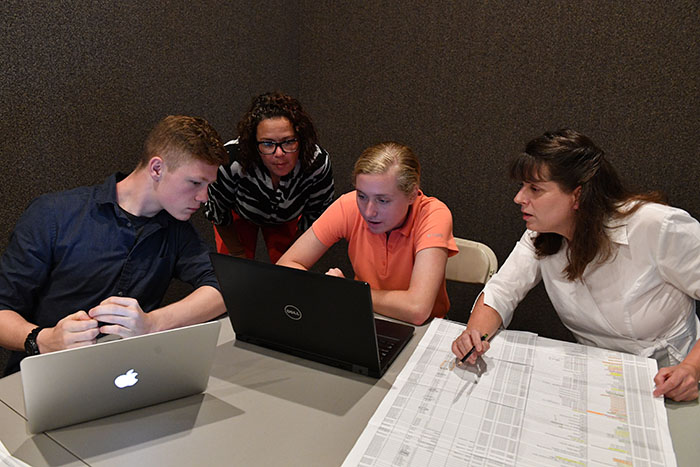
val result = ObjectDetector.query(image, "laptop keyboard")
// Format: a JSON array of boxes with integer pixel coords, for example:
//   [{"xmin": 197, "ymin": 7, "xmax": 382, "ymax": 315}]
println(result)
[{"xmin": 377, "ymin": 335, "xmax": 399, "ymax": 360}]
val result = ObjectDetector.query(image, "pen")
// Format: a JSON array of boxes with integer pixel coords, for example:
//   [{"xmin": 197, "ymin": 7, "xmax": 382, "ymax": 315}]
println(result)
[{"xmin": 459, "ymin": 333, "xmax": 488, "ymax": 364}]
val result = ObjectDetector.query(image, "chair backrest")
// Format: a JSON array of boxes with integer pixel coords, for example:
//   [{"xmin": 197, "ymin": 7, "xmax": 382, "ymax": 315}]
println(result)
[{"xmin": 445, "ymin": 238, "xmax": 498, "ymax": 284}]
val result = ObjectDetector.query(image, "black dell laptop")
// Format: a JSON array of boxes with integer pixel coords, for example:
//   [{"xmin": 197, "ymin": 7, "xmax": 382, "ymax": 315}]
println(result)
[{"xmin": 210, "ymin": 253, "xmax": 414, "ymax": 378}]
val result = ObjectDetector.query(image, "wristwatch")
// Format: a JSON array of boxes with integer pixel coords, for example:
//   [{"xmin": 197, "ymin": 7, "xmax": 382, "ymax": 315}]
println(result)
[{"xmin": 24, "ymin": 327, "xmax": 43, "ymax": 355}]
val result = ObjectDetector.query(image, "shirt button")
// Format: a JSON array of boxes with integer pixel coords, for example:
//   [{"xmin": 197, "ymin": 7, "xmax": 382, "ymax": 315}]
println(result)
[
  {"xmin": 118, "ymin": 291, "xmax": 124, "ymax": 296},
  {"xmin": 127, "ymin": 222, "xmax": 132, "ymax": 227}
]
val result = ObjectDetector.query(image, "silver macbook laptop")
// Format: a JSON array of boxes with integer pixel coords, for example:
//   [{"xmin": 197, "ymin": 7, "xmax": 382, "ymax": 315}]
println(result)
[
  {"xmin": 20, "ymin": 320, "xmax": 220, "ymax": 433},
  {"xmin": 210, "ymin": 253, "xmax": 414, "ymax": 378}
]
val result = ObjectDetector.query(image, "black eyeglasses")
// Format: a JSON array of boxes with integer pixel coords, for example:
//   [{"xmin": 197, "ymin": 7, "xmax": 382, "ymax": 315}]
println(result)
[{"xmin": 257, "ymin": 138, "xmax": 300, "ymax": 155}]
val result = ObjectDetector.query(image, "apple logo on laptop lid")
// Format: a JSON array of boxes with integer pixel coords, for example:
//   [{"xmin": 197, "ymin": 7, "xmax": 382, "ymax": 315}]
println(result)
[{"xmin": 114, "ymin": 369, "xmax": 139, "ymax": 389}]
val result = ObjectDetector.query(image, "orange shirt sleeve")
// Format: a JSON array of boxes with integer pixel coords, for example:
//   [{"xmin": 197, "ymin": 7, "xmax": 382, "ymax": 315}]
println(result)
[
  {"xmin": 311, "ymin": 192, "xmax": 355, "ymax": 248},
  {"xmin": 413, "ymin": 198, "xmax": 458, "ymax": 257}
]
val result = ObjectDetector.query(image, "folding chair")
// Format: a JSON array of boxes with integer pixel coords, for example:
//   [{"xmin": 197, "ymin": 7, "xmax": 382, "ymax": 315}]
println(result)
[{"xmin": 445, "ymin": 237, "xmax": 497, "ymax": 284}]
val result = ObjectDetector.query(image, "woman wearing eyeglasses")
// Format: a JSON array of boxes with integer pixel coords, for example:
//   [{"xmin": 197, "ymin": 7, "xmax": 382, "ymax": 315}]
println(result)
[{"xmin": 204, "ymin": 92, "xmax": 334, "ymax": 262}]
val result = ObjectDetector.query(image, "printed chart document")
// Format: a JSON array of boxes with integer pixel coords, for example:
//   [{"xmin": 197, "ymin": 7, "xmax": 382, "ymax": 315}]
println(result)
[
  {"xmin": 343, "ymin": 319, "xmax": 676, "ymax": 467},
  {"xmin": 0, "ymin": 440, "xmax": 31, "ymax": 467}
]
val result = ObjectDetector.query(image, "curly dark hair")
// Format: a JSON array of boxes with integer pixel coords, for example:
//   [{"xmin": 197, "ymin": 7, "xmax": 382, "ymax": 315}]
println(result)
[
  {"xmin": 236, "ymin": 92, "xmax": 319, "ymax": 173},
  {"xmin": 510, "ymin": 129, "xmax": 665, "ymax": 281}
]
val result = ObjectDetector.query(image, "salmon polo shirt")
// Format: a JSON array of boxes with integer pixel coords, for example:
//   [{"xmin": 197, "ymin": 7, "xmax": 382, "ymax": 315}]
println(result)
[{"xmin": 312, "ymin": 191, "xmax": 458, "ymax": 319}]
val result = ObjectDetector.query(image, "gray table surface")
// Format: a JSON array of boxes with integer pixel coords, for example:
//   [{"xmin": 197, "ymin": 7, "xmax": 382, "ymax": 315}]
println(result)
[{"xmin": 1, "ymin": 317, "xmax": 698, "ymax": 466}]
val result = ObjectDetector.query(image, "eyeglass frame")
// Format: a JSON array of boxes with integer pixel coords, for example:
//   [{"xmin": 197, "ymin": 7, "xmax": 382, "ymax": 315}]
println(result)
[{"xmin": 256, "ymin": 138, "xmax": 300, "ymax": 155}]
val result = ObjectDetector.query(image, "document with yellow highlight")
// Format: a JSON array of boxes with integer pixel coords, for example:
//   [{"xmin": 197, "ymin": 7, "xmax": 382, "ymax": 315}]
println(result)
[{"xmin": 342, "ymin": 318, "xmax": 676, "ymax": 467}]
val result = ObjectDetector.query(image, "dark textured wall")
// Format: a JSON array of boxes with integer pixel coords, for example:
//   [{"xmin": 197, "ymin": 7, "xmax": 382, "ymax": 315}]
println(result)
[
  {"xmin": 1, "ymin": 0, "xmax": 298, "ymax": 299},
  {"xmin": 298, "ymin": 1, "xmax": 699, "ymax": 340},
  {"xmin": 1, "ymin": 1, "xmax": 698, "ymax": 352}
]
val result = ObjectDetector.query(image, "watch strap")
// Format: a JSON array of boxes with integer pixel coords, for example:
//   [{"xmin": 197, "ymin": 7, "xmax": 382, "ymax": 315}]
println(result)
[{"xmin": 24, "ymin": 326, "xmax": 43, "ymax": 355}]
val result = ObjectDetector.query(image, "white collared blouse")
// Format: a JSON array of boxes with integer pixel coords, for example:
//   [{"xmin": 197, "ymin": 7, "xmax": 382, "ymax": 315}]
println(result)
[{"xmin": 483, "ymin": 202, "xmax": 700, "ymax": 365}]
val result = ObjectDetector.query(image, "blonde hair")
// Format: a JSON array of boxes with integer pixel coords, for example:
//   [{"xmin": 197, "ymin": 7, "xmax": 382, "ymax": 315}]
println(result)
[{"xmin": 353, "ymin": 142, "xmax": 420, "ymax": 196}]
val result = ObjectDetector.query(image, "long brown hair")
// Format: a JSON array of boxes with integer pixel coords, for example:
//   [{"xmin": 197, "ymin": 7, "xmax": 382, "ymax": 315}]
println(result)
[
  {"xmin": 236, "ymin": 92, "xmax": 319, "ymax": 173},
  {"xmin": 510, "ymin": 129, "xmax": 665, "ymax": 280}
]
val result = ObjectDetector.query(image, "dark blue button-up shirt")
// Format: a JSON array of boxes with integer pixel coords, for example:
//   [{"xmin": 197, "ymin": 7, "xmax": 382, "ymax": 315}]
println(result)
[{"xmin": 0, "ymin": 173, "xmax": 219, "ymax": 374}]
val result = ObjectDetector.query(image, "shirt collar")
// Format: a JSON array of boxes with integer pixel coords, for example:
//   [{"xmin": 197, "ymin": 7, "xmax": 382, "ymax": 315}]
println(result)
[
  {"xmin": 95, "ymin": 172, "xmax": 169, "ymax": 228},
  {"xmin": 94, "ymin": 173, "xmax": 125, "ymax": 206},
  {"xmin": 606, "ymin": 215, "xmax": 629, "ymax": 246}
]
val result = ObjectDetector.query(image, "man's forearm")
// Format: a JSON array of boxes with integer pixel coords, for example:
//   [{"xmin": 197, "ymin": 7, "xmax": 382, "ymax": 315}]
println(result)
[
  {"xmin": 0, "ymin": 309, "xmax": 36, "ymax": 351},
  {"xmin": 148, "ymin": 285, "xmax": 225, "ymax": 332}
]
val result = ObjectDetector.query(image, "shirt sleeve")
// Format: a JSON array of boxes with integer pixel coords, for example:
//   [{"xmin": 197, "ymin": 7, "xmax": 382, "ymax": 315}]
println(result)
[
  {"xmin": 0, "ymin": 196, "xmax": 56, "ymax": 317},
  {"xmin": 413, "ymin": 200, "xmax": 458, "ymax": 257},
  {"xmin": 311, "ymin": 194, "xmax": 353, "ymax": 248},
  {"xmin": 298, "ymin": 145, "xmax": 335, "ymax": 232},
  {"xmin": 655, "ymin": 208, "xmax": 700, "ymax": 299},
  {"xmin": 172, "ymin": 223, "xmax": 220, "ymax": 291},
  {"xmin": 482, "ymin": 230, "xmax": 542, "ymax": 327},
  {"xmin": 204, "ymin": 142, "xmax": 240, "ymax": 226}
]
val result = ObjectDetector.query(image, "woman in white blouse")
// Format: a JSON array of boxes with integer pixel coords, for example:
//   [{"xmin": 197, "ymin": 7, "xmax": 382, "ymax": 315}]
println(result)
[{"xmin": 452, "ymin": 129, "xmax": 700, "ymax": 401}]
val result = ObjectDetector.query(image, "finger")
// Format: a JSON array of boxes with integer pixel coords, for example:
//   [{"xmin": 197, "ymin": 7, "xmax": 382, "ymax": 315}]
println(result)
[
  {"xmin": 466, "ymin": 354, "xmax": 478, "ymax": 365},
  {"xmin": 664, "ymin": 383, "xmax": 688, "ymax": 401},
  {"xmin": 99, "ymin": 323, "xmax": 131, "ymax": 338},
  {"xmin": 454, "ymin": 340, "xmax": 468, "ymax": 360},
  {"xmin": 653, "ymin": 367, "xmax": 672, "ymax": 387},
  {"xmin": 71, "ymin": 321, "xmax": 100, "ymax": 341},
  {"xmin": 464, "ymin": 329, "xmax": 482, "ymax": 353},
  {"xmin": 663, "ymin": 371, "xmax": 698, "ymax": 401},
  {"xmin": 453, "ymin": 332, "xmax": 473, "ymax": 358},
  {"xmin": 680, "ymin": 385, "xmax": 700, "ymax": 402},
  {"xmin": 74, "ymin": 327, "xmax": 100, "ymax": 341},
  {"xmin": 653, "ymin": 379, "xmax": 674, "ymax": 398},
  {"xmin": 62, "ymin": 317, "xmax": 99, "ymax": 332},
  {"xmin": 451, "ymin": 340, "xmax": 463, "ymax": 357},
  {"xmin": 652, "ymin": 369, "xmax": 672, "ymax": 397},
  {"xmin": 65, "ymin": 338, "xmax": 97, "ymax": 349},
  {"xmin": 654, "ymin": 372, "xmax": 681, "ymax": 398},
  {"xmin": 62, "ymin": 327, "xmax": 100, "ymax": 347},
  {"xmin": 473, "ymin": 334, "xmax": 485, "ymax": 353},
  {"xmin": 465, "ymin": 332, "xmax": 490, "ymax": 365},
  {"xmin": 90, "ymin": 303, "xmax": 136, "ymax": 319},
  {"xmin": 472, "ymin": 329, "xmax": 488, "ymax": 347},
  {"xmin": 457, "ymin": 345, "xmax": 478, "ymax": 365},
  {"xmin": 69, "ymin": 310, "xmax": 93, "ymax": 320},
  {"xmin": 99, "ymin": 296, "xmax": 138, "ymax": 307},
  {"xmin": 94, "ymin": 314, "xmax": 133, "ymax": 328}
]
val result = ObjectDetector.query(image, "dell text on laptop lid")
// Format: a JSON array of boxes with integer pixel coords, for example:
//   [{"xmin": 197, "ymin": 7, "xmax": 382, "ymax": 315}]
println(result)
[
  {"xmin": 20, "ymin": 320, "xmax": 220, "ymax": 433},
  {"xmin": 210, "ymin": 253, "xmax": 413, "ymax": 378}
]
